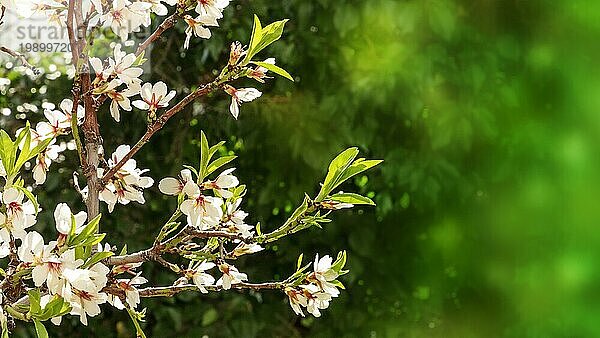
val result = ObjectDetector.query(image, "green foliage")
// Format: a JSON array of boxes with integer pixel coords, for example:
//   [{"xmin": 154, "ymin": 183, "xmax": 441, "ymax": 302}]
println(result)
[
  {"xmin": 28, "ymin": 290, "xmax": 71, "ymax": 334},
  {"xmin": 0, "ymin": 125, "xmax": 51, "ymax": 179},
  {"xmin": 316, "ymin": 147, "xmax": 382, "ymax": 202},
  {"xmin": 243, "ymin": 16, "xmax": 289, "ymax": 65}
]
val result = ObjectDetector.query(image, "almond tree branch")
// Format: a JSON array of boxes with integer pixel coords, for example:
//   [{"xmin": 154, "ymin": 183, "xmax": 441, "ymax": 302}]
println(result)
[
  {"xmin": 137, "ymin": 282, "xmax": 284, "ymax": 298},
  {"xmin": 106, "ymin": 226, "xmax": 252, "ymax": 266},
  {"xmin": 100, "ymin": 80, "xmax": 223, "ymax": 186},
  {"xmin": 136, "ymin": 13, "xmax": 179, "ymax": 56},
  {"xmin": 106, "ymin": 248, "xmax": 156, "ymax": 266},
  {"xmin": 0, "ymin": 47, "xmax": 38, "ymax": 74},
  {"xmin": 185, "ymin": 228, "xmax": 254, "ymax": 243},
  {"xmin": 66, "ymin": 0, "xmax": 79, "ymax": 65}
]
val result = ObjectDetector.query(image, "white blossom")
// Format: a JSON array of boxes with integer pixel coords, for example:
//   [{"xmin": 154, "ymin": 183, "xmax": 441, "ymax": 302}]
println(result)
[
  {"xmin": 1, "ymin": 188, "xmax": 37, "ymax": 239},
  {"xmin": 180, "ymin": 181, "xmax": 223, "ymax": 229},
  {"xmin": 232, "ymin": 243, "xmax": 264, "ymax": 257},
  {"xmin": 224, "ymin": 85, "xmax": 262, "ymax": 119},
  {"xmin": 115, "ymin": 275, "xmax": 147, "ymax": 309},
  {"xmin": 190, "ymin": 261, "xmax": 216, "ymax": 293},
  {"xmin": 33, "ymin": 144, "xmax": 61, "ymax": 185},
  {"xmin": 142, "ymin": 0, "xmax": 176, "ymax": 16},
  {"xmin": 54, "ymin": 203, "xmax": 87, "ymax": 235},
  {"xmin": 222, "ymin": 199, "xmax": 254, "ymax": 238},
  {"xmin": 307, "ymin": 254, "xmax": 340, "ymax": 297},
  {"xmin": 101, "ymin": 0, "xmax": 152, "ymax": 41},
  {"xmin": 208, "ymin": 168, "xmax": 239, "ymax": 198},
  {"xmin": 183, "ymin": 14, "xmax": 219, "ymax": 49},
  {"xmin": 300, "ymin": 284, "xmax": 332, "ymax": 317},
  {"xmin": 194, "ymin": 0, "xmax": 229, "ymax": 19},
  {"xmin": 216, "ymin": 263, "xmax": 247, "ymax": 290},
  {"xmin": 158, "ymin": 169, "xmax": 194, "ymax": 195},
  {"xmin": 132, "ymin": 81, "xmax": 176, "ymax": 114},
  {"xmin": 248, "ymin": 58, "xmax": 276, "ymax": 83},
  {"xmin": 106, "ymin": 80, "xmax": 141, "ymax": 122},
  {"xmin": 285, "ymin": 288, "xmax": 308, "ymax": 317},
  {"xmin": 64, "ymin": 287, "xmax": 107, "ymax": 326},
  {"xmin": 110, "ymin": 44, "xmax": 144, "ymax": 85},
  {"xmin": 98, "ymin": 145, "xmax": 154, "ymax": 212},
  {"xmin": 0, "ymin": 228, "xmax": 10, "ymax": 259}
]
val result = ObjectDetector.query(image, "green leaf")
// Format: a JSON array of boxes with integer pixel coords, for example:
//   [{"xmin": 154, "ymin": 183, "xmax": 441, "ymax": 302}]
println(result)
[
  {"xmin": 245, "ymin": 15, "xmax": 263, "ymax": 63},
  {"xmin": 81, "ymin": 251, "xmax": 114, "ymax": 269},
  {"xmin": 17, "ymin": 137, "xmax": 53, "ymax": 173},
  {"xmin": 79, "ymin": 233, "xmax": 106, "ymax": 247},
  {"xmin": 68, "ymin": 214, "xmax": 102, "ymax": 247},
  {"xmin": 1, "ymin": 306, "xmax": 9, "ymax": 338},
  {"xmin": 134, "ymin": 50, "xmax": 147, "ymax": 66},
  {"xmin": 255, "ymin": 222, "xmax": 262, "ymax": 236},
  {"xmin": 33, "ymin": 320, "xmax": 48, "ymax": 338},
  {"xmin": 316, "ymin": 148, "xmax": 359, "ymax": 201},
  {"xmin": 207, "ymin": 156, "xmax": 237, "ymax": 177},
  {"xmin": 0, "ymin": 130, "xmax": 15, "ymax": 173},
  {"xmin": 251, "ymin": 61, "xmax": 294, "ymax": 81},
  {"xmin": 28, "ymin": 289, "xmax": 42, "ymax": 315},
  {"xmin": 37, "ymin": 296, "xmax": 71, "ymax": 321},
  {"xmin": 328, "ymin": 192, "xmax": 375, "ymax": 206},
  {"xmin": 330, "ymin": 280, "xmax": 346, "ymax": 290},
  {"xmin": 336, "ymin": 159, "xmax": 383, "ymax": 187},
  {"xmin": 14, "ymin": 126, "xmax": 31, "ymax": 173},
  {"xmin": 296, "ymin": 253, "xmax": 304, "ymax": 271},
  {"xmin": 316, "ymin": 149, "xmax": 383, "ymax": 202},
  {"xmin": 243, "ymin": 17, "xmax": 289, "ymax": 64},
  {"xmin": 253, "ymin": 19, "xmax": 288, "ymax": 55},
  {"xmin": 156, "ymin": 221, "xmax": 180, "ymax": 243},
  {"xmin": 208, "ymin": 141, "xmax": 226, "ymax": 159},
  {"xmin": 331, "ymin": 251, "xmax": 347, "ymax": 274},
  {"xmin": 199, "ymin": 131, "xmax": 210, "ymax": 181}
]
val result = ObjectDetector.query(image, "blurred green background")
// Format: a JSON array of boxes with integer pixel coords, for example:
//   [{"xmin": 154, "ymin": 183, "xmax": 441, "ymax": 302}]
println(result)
[{"xmin": 2, "ymin": 0, "xmax": 600, "ymax": 337}]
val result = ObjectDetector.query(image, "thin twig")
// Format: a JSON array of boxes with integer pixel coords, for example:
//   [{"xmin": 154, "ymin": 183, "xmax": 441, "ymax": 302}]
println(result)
[
  {"xmin": 0, "ymin": 47, "xmax": 38, "ymax": 74},
  {"xmin": 185, "ymin": 228, "xmax": 254, "ymax": 243},
  {"xmin": 105, "ymin": 227, "xmax": 252, "ymax": 266},
  {"xmin": 137, "ymin": 282, "xmax": 283, "ymax": 298},
  {"xmin": 136, "ymin": 14, "xmax": 179, "ymax": 56}
]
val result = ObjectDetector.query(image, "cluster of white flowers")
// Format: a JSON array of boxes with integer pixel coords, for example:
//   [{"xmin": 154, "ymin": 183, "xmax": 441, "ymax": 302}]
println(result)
[
  {"xmin": 180, "ymin": 0, "xmax": 231, "ymax": 50},
  {"xmin": 10, "ymin": 0, "xmax": 228, "ymax": 49},
  {"xmin": 285, "ymin": 255, "xmax": 344, "ymax": 317},
  {"xmin": 184, "ymin": 260, "xmax": 250, "ymax": 292},
  {"xmin": 9, "ymin": 99, "xmax": 83, "ymax": 185},
  {"xmin": 160, "ymin": 168, "xmax": 255, "ymax": 238},
  {"xmin": 160, "ymin": 166, "xmax": 267, "ymax": 291},
  {"xmin": 91, "ymin": 43, "xmax": 178, "ymax": 122},
  {"xmin": 0, "ymin": 192, "xmax": 114, "ymax": 326},
  {"xmin": 91, "ymin": 44, "xmax": 143, "ymax": 122},
  {"xmin": 97, "ymin": 144, "xmax": 154, "ymax": 212},
  {"xmin": 10, "ymin": 201, "xmax": 151, "ymax": 325}
]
